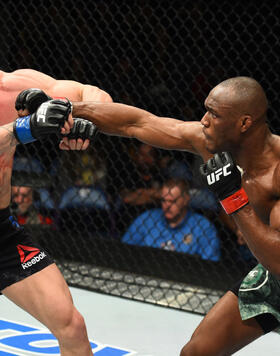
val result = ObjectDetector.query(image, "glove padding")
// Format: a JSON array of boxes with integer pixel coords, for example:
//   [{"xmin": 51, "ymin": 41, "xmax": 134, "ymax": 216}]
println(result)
[
  {"xmin": 199, "ymin": 152, "xmax": 248, "ymax": 214},
  {"xmin": 14, "ymin": 99, "xmax": 72, "ymax": 144},
  {"xmin": 15, "ymin": 88, "xmax": 52, "ymax": 113},
  {"xmin": 63, "ymin": 118, "xmax": 98, "ymax": 140}
]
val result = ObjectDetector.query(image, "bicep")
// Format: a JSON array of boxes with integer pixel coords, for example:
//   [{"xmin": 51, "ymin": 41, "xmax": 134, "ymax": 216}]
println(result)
[
  {"xmin": 10, "ymin": 69, "xmax": 56, "ymax": 89},
  {"xmin": 48, "ymin": 80, "xmax": 113, "ymax": 103},
  {"xmin": 10, "ymin": 70, "xmax": 84, "ymax": 101}
]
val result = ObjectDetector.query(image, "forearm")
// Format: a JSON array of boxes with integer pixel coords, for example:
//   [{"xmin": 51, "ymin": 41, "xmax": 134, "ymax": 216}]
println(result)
[
  {"xmin": 72, "ymin": 101, "xmax": 198, "ymax": 151},
  {"xmin": 0, "ymin": 123, "xmax": 18, "ymax": 153},
  {"xmin": 233, "ymin": 204, "xmax": 280, "ymax": 275},
  {"xmin": 72, "ymin": 101, "xmax": 148, "ymax": 136}
]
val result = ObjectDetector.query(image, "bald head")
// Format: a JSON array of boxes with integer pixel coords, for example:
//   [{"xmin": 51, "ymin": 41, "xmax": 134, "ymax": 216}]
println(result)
[
  {"xmin": 214, "ymin": 76, "xmax": 268, "ymax": 122},
  {"xmin": 203, "ymin": 77, "xmax": 269, "ymax": 153}
]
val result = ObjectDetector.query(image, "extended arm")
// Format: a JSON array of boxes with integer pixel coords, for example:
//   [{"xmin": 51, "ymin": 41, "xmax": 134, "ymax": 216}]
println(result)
[
  {"xmin": 72, "ymin": 101, "xmax": 207, "ymax": 154},
  {"xmin": 7, "ymin": 69, "xmax": 113, "ymax": 103}
]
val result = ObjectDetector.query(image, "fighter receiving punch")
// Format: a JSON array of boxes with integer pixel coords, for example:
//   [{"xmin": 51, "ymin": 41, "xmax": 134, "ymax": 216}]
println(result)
[
  {"xmin": 65, "ymin": 76, "xmax": 280, "ymax": 355},
  {"xmin": 0, "ymin": 68, "xmax": 112, "ymax": 356}
]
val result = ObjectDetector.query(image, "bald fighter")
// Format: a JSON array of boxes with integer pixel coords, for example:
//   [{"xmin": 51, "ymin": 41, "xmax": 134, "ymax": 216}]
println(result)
[
  {"xmin": 0, "ymin": 68, "xmax": 112, "ymax": 356},
  {"xmin": 69, "ymin": 76, "xmax": 280, "ymax": 355}
]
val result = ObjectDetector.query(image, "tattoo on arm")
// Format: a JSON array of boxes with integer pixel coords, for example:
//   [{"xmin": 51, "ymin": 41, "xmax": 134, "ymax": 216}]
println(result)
[{"xmin": 0, "ymin": 123, "xmax": 18, "ymax": 151}]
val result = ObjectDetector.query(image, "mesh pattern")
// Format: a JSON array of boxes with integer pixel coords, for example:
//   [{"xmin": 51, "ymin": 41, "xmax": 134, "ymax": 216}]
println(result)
[{"xmin": 2, "ymin": 0, "xmax": 280, "ymax": 315}]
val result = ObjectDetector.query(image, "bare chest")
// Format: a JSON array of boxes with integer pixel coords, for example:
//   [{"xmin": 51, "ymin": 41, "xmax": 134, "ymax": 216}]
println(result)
[
  {"xmin": 0, "ymin": 89, "xmax": 19, "ymax": 125},
  {"xmin": 242, "ymin": 173, "xmax": 276, "ymax": 224}
]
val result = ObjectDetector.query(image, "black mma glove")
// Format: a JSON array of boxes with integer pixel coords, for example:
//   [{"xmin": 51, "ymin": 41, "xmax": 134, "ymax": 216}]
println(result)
[
  {"xmin": 63, "ymin": 118, "xmax": 98, "ymax": 141},
  {"xmin": 15, "ymin": 88, "xmax": 69, "ymax": 114},
  {"xmin": 199, "ymin": 152, "xmax": 248, "ymax": 214},
  {"xmin": 13, "ymin": 99, "xmax": 72, "ymax": 144},
  {"xmin": 15, "ymin": 88, "xmax": 52, "ymax": 113}
]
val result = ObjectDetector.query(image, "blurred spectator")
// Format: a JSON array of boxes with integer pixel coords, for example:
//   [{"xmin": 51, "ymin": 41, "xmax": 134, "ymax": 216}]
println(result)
[
  {"xmin": 122, "ymin": 178, "xmax": 220, "ymax": 261},
  {"xmin": 120, "ymin": 143, "xmax": 162, "ymax": 201},
  {"xmin": 75, "ymin": 149, "xmax": 107, "ymax": 188},
  {"xmin": 11, "ymin": 186, "xmax": 53, "ymax": 226},
  {"xmin": 160, "ymin": 154, "xmax": 193, "ymax": 181},
  {"xmin": 59, "ymin": 146, "xmax": 107, "ymax": 188},
  {"xmin": 115, "ymin": 143, "xmax": 164, "ymax": 231}
]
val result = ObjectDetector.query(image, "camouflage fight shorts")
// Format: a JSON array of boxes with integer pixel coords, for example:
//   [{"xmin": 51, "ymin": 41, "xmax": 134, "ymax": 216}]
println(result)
[{"xmin": 238, "ymin": 263, "xmax": 280, "ymax": 333}]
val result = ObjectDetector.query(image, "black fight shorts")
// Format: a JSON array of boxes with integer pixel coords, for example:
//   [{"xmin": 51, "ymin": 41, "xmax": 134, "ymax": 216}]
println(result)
[{"xmin": 0, "ymin": 207, "xmax": 53, "ymax": 292}]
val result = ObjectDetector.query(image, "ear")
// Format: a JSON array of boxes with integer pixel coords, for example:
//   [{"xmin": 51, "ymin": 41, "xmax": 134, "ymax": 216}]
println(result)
[{"xmin": 240, "ymin": 115, "xmax": 253, "ymax": 133}]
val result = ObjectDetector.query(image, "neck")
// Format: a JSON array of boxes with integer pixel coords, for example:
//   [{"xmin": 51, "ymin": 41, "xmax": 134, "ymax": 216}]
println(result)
[
  {"xmin": 167, "ymin": 210, "xmax": 188, "ymax": 228},
  {"xmin": 233, "ymin": 124, "xmax": 272, "ymax": 173}
]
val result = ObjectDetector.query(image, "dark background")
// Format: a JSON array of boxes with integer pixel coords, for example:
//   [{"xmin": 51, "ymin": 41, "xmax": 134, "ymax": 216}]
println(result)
[{"xmin": 2, "ymin": 0, "xmax": 279, "ymax": 312}]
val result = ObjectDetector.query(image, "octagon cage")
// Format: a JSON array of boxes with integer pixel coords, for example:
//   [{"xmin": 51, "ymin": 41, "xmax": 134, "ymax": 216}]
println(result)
[{"xmin": 1, "ymin": 0, "xmax": 279, "ymax": 315}]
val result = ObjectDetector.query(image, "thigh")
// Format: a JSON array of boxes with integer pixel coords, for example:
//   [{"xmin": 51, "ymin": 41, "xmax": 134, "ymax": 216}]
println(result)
[
  {"xmin": 0, "ymin": 212, "xmax": 54, "ymax": 291},
  {"xmin": 2, "ymin": 263, "xmax": 74, "ymax": 332},
  {"xmin": 189, "ymin": 291, "xmax": 264, "ymax": 356}
]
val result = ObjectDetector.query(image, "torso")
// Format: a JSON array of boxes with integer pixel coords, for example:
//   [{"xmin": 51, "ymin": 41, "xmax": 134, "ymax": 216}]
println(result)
[
  {"xmin": 0, "ymin": 72, "xmax": 20, "ymax": 125},
  {"xmin": 242, "ymin": 168, "xmax": 277, "ymax": 224},
  {"xmin": 0, "ymin": 149, "xmax": 15, "ymax": 209},
  {"xmin": 0, "ymin": 70, "xmax": 40, "ymax": 209},
  {"xmin": 196, "ymin": 131, "xmax": 280, "ymax": 226},
  {"xmin": 241, "ymin": 139, "xmax": 279, "ymax": 224}
]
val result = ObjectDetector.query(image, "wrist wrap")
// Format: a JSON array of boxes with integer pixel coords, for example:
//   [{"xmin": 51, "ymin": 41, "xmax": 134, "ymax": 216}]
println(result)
[
  {"xmin": 220, "ymin": 187, "xmax": 249, "ymax": 214},
  {"xmin": 13, "ymin": 116, "xmax": 36, "ymax": 144}
]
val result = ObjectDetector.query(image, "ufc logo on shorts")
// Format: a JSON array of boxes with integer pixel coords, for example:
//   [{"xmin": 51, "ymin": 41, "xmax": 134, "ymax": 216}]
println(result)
[
  {"xmin": 207, "ymin": 163, "xmax": 231, "ymax": 185},
  {"xmin": 36, "ymin": 102, "xmax": 48, "ymax": 123}
]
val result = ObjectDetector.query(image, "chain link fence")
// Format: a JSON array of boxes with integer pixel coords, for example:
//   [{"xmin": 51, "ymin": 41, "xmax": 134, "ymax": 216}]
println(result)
[{"xmin": 2, "ymin": 0, "xmax": 280, "ymax": 314}]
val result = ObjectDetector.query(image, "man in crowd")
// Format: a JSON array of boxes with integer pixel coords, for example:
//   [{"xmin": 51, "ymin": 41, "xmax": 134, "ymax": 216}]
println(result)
[
  {"xmin": 11, "ymin": 185, "xmax": 53, "ymax": 225},
  {"xmin": 122, "ymin": 178, "xmax": 220, "ymax": 261}
]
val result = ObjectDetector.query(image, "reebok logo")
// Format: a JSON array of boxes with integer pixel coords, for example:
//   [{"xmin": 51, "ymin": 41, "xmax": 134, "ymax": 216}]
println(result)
[
  {"xmin": 17, "ymin": 245, "xmax": 46, "ymax": 269},
  {"xmin": 207, "ymin": 163, "xmax": 231, "ymax": 185}
]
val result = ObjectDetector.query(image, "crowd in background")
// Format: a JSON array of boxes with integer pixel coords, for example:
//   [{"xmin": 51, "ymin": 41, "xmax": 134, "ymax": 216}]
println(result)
[
  {"xmin": 2, "ymin": 0, "xmax": 274, "ymax": 278},
  {"xmin": 12, "ymin": 138, "xmax": 257, "ymax": 267}
]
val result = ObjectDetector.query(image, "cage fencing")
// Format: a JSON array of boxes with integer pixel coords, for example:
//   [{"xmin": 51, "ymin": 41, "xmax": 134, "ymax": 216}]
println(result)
[{"xmin": 2, "ymin": 0, "xmax": 280, "ymax": 314}]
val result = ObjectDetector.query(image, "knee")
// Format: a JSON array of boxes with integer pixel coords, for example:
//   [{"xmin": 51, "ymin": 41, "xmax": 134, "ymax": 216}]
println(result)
[
  {"xmin": 180, "ymin": 340, "xmax": 197, "ymax": 356},
  {"xmin": 180, "ymin": 339, "xmax": 210, "ymax": 356},
  {"xmin": 53, "ymin": 307, "xmax": 87, "ymax": 341},
  {"xmin": 68, "ymin": 309, "xmax": 87, "ymax": 335}
]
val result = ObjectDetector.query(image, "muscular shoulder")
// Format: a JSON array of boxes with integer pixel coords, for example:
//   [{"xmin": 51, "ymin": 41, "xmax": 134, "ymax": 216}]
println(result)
[
  {"xmin": 180, "ymin": 121, "xmax": 210, "ymax": 158},
  {"xmin": 1, "ymin": 69, "xmax": 55, "ymax": 92}
]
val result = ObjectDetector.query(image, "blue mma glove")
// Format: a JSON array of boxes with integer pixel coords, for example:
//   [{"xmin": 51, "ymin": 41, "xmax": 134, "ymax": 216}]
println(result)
[{"xmin": 13, "ymin": 99, "xmax": 72, "ymax": 144}]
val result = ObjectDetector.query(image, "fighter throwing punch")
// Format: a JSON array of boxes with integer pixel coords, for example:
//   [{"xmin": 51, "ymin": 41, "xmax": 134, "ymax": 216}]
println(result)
[
  {"xmin": 61, "ymin": 76, "xmax": 280, "ymax": 355},
  {"xmin": 0, "ymin": 68, "xmax": 112, "ymax": 356}
]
